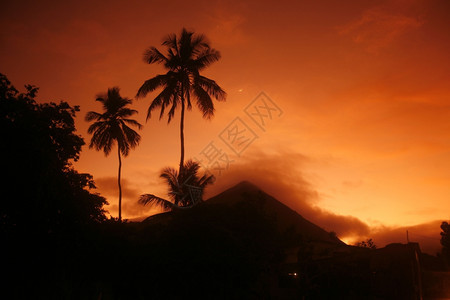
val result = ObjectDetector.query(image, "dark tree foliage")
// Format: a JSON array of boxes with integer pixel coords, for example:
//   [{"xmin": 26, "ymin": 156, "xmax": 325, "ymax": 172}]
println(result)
[
  {"xmin": 441, "ymin": 221, "xmax": 450, "ymax": 259},
  {"xmin": 355, "ymin": 238, "xmax": 377, "ymax": 249},
  {"xmin": 0, "ymin": 73, "xmax": 107, "ymax": 236},
  {"xmin": 1, "ymin": 73, "xmax": 109, "ymax": 298}
]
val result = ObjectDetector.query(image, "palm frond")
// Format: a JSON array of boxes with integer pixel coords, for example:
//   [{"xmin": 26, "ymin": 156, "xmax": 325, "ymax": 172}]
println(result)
[
  {"xmin": 123, "ymin": 118, "xmax": 143, "ymax": 130},
  {"xmin": 85, "ymin": 111, "xmax": 102, "ymax": 122},
  {"xmin": 190, "ymin": 33, "xmax": 209, "ymax": 54},
  {"xmin": 193, "ymin": 49, "xmax": 221, "ymax": 70},
  {"xmin": 178, "ymin": 28, "xmax": 194, "ymax": 61},
  {"xmin": 139, "ymin": 194, "xmax": 174, "ymax": 211},
  {"xmin": 86, "ymin": 120, "xmax": 106, "ymax": 134},
  {"xmin": 90, "ymin": 125, "xmax": 114, "ymax": 156},
  {"xmin": 121, "ymin": 123, "xmax": 141, "ymax": 150},
  {"xmin": 136, "ymin": 74, "xmax": 170, "ymax": 98},
  {"xmin": 198, "ymin": 173, "xmax": 215, "ymax": 189},
  {"xmin": 143, "ymin": 47, "xmax": 169, "ymax": 65},
  {"xmin": 195, "ymin": 75, "xmax": 227, "ymax": 101},
  {"xmin": 117, "ymin": 134, "xmax": 130, "ymax": 156},
  {"xmin": 193, "ymin": 84, "xmax": 214, "ymax": 119},
  {"xmin": 184, "ymin": 85, "xmax": 192, "ymax": 110},
  {"xmin": 145, "ymin": 84, "xmax": 176, "ymax": 122},
  {"xmin": 167, "ymin": 97, "xmax": 178, "ymax": 123},
  {"xmin": 162, "ymin": 33, "xmax": 179, "ymax": 54},
  {"xmin": 183, "ymin": 159, "xmax": 200, "ymax": 177},
  {"xmin": 160, "ymin": 166, "xmax": 179, "ymax": 188},
  {"xmin": 115, "ymin": 108, "xmax": 137, "ymax": 119}
]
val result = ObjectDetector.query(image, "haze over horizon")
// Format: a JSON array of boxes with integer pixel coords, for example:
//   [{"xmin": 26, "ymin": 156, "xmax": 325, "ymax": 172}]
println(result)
[{"xmin": 1, "ymin": 0, "xmax": 449, "ymax": 252}]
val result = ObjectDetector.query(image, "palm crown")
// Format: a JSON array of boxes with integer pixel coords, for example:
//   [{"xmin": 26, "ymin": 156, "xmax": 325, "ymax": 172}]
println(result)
[
  {"xmin": 137, "ymin": 28, "xmax": 226, "ymax": 172},
  {"xmin": 85, "ymin": 87, "xmax": 142, "ymax": 221},
  {"xmin": 139, "ymin": 159, "xmax": 214, "ymax": 211},
  {"xmin": 86, "ymin": 87, "xmax": 142, "ymax": 156}
]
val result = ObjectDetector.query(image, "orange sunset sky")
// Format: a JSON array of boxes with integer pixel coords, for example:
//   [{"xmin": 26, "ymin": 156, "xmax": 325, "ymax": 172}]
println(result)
[{"xmin": 1, "ymin": 0, "xmax": 449, "ymax": 253}]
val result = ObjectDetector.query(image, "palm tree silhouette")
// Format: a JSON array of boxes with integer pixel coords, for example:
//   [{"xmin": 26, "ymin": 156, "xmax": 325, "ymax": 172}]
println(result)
[
  {"xmin": 139, "ymin": 160, "xmax": 214, "ymax": 210},
  {"xmin": 136, "ymin": 28, "xmax": 226, "ymax": 173},
  {"xmin": 85, "ymin": 87, "xmax": 142, "ymax": 221}
]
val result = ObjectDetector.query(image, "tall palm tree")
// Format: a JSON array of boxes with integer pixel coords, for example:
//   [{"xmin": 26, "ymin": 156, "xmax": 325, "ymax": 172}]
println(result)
[
  {"xmin": 139, "ymin": 160, "xmax": 214, "ymax": 211},
  {"xmin": 85, "ymin": 87, "xmax": 142, "ymax": 221},
  {"xmin": 136, "ymin": 28, "xmax": 226, "ymax": 173}
]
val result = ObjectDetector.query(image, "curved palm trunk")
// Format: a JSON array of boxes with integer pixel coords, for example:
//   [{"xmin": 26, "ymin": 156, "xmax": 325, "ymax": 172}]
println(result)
[
  {"xmin": 179, "ymin": 99, "xmax": 185, "ymax": 174},
  {"xmin": 117, "ymin": 146, "xmax": 122, "ymax": 222}
]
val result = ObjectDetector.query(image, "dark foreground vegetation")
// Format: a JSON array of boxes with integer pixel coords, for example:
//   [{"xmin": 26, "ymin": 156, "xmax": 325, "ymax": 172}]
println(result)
[
  {"xmin": 4, "ymin": 203, "xmax": 281, "ymax": 299},
  {"xmin": 2, "ymin": 73, "xmax": 450, "ymax": 299},
  {"xmin": 0, "ymin": 72, "xmax": 284, "ymax": 298},
  {"xmin": 4, "ymin": 181, "xmax": 450, "ymax": 299}
]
